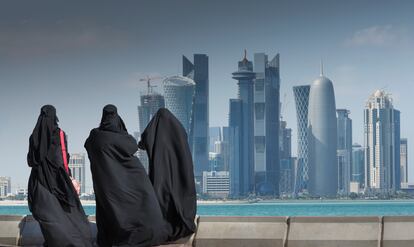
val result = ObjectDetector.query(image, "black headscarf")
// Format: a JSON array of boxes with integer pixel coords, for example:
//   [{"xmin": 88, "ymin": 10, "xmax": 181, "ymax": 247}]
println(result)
[
  {"xmin": 27, "ymin": 105, "xmax": 76, "ymax": 207},
  {"xmin": 85, "ymin": 104, "xmax": 169, "ymax": 247},
  {"xmin": 139, "ymin": 108, "xmax": 197, "ymax": 241},
  {"xmin": 99, "ymin": 104, "xmax": 128, "ymax": 133}
]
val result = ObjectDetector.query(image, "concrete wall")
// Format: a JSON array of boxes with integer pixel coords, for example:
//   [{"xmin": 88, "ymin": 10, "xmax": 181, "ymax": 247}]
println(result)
[{"xmin": 1, "ymin": 215, "xmax": 414, "ymax": 246}]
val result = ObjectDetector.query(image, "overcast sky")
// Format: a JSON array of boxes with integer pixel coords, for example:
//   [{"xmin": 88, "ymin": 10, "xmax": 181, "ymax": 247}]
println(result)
[{"xmin": 1, "ymin": 0, "xmax": 414, "ymax": 192}]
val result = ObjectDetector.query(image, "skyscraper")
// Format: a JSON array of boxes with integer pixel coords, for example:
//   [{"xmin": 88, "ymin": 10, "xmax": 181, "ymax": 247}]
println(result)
[
  {"xmin": 307, "ymin": 68, "xmax": 338, "ymax": 197},
  {"xmin": 364, "ymin": 90, "xmax": 401, "ymax": 192},
  {"xmin": 163, "ymin": 75, "xmax": 195, "ymax": 135},
  {"xmin": 253, "ymin": 53, "xmax": 280, "ymax": 196},
  {"xmin": 0, "ymin": 177, "xmax": 11, "ymax": 198},
  {"xmin": 336, "ymin": 109, "xmax": 352, "ymax": 195},
  {"xmin": 352, "ymin": 143, "xmax": 365, "ymax": 188},
  {"xmin": 138, "ymin": 93, "xmax": 165, "ymax": 133},
  {"xmin": 183, "ymin": 54, "xmax": 209, "ymax": 181},
  {"xmin": 293, "ymin": 85, "xmax": 311, "ymax": 193},
  {"xmin": 279, "ymin": 120, "xmax": 294, "ymax": 196},
  {"xmin": 137, "ymin": 90, "xmax": 165, "ymax": 171},
  {"xmin": 209, "ymin": 127, "xmax": 222, "ymax": 152},
  {"xmin": 400, "ymin": 138, "xmax": 408, "ymax": 186},
  {"xmin": 229, "ymin": 52, "xmax": 255, "ymax": 196},
  {"xmin": 229, "ymin": 99, "xmax": 243, "ymax": 196},
  {"xmin": 69, "ymin": 153, "xmax": 86, "ymax": 194}
]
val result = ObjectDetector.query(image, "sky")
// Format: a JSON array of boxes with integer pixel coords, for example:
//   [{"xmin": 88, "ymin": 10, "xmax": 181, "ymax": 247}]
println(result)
[{"xmin": 1, "ymin": 0, "xmax": 414, "ymax": 192}]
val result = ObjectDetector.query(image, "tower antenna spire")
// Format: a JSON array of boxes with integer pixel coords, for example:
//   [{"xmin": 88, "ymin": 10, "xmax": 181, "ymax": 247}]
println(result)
[
  {"xmin": 242, "ymin": 49, "xmax": 248, "ymax": 64},
  {"xmin": 320, "ymin": 59, "xmax": 324, "ymax": 76}
]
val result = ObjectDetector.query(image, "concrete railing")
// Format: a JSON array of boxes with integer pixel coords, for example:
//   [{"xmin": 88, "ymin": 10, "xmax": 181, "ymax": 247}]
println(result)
[{"xmin": 1, "ymin": 215, "xmax": 414, "ymax": 246}]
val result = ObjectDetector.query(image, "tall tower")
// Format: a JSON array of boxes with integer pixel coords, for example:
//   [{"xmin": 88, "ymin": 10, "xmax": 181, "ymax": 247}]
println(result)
[
  {"xmin": 364, "ymin": 90, "xmax": 401, "ymax": 193},
  {"xmin": 229, "ymin": 99, "xmax": 243, "ymax": 196},
  {"xmin": 336, "ymin": 109, "xmax": 352, "ymax": 195},
  {"xmin": 253, "ymin": 53, "xmax": 280, "ymax": 195},
  {"xmin": 229, "ymin": 51, "xmax": 255, "ymax": 196},
  {"xmin": 137, "ymin": 90, "xmax": 165, "ymax": 171},
  {"xmin": 308, "ymin": 67, "xmax": 338, "ymax": 197},
  {"xmin": 183, "ymin": 54, "xmax": 209, "ymax": 182},
  {"xmin": 400, "ymin": 138, "xmax": 408, "ymax": 186},
  {"xmin": 163, "ymin": 75, "xmax": 195, "ymax": 136},
  {"xmin": 279, "ymin": 120, "xmax": 293, "ymax": 196},
  {"xmin": 293, "ymin": 85, "xmax": 311, "ymax": 193}
]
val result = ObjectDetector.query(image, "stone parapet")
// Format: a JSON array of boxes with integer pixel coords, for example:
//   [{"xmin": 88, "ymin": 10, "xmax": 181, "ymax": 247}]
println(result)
[{"xmin": 1, "ymin": 215, "xmax": 414, "ymax": 246}]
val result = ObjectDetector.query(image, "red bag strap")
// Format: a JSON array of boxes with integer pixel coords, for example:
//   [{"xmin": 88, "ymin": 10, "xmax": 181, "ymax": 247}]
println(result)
[{"xmin": 59, "ymin": 129, "xmax": 69, "ymax": 174}]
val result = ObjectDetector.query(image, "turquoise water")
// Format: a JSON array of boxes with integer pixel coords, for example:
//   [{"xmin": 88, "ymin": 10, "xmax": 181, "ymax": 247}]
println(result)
[{"xmin": 2, "ymin": 201, "xmax": 414, "ymax": 216}]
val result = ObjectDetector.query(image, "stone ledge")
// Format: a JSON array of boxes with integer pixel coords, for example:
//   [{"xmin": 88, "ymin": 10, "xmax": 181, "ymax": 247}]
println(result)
[{"xmin": 1, "ymin": 215, "xmax": 414, "ymax": 246}]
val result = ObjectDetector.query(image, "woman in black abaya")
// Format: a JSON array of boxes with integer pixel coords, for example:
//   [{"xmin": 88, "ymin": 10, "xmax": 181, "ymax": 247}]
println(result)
[
  {"xmin": 27, "ymin": 105, "xmax": 93, "ymax": 247},
  {"xmin": 85, "ymin": 105, "xmax": 196, "ymax": 247}
]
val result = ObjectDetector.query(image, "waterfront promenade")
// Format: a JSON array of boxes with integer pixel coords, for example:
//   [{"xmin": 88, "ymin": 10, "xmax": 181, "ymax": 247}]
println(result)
[{"xmin": 1, "ymin": 214, "xmax": 414, "ymax": 246}]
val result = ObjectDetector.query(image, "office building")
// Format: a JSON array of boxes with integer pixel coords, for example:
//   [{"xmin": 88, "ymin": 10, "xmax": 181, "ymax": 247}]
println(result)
[
  {"xmin": 293, "ymin": 85, "xmax": 311, "ymax": 193},
  {"xmin": 400, "ymin": 138, "xmax": 408, "ymax": 186},
  {"xmin": 253, "ymin": 53, "xmax": 280, "ymax": 196},
  {"xmin": 214, "ymin": 139, "xmax": 230, "ymax": 171},
  {"xmin": 69, "ymin": 153, "xmax": 86, "ymax": 194},
  {"xmin": 229, "ymin": 52, "xmax": 255, "ymax": 197},
  {"xmin": 307, "ymin": 68, "xmax": 338, "ymax": 197},
  {"xmin": 183, "ymin": 54, "xmax": 209, "ymax": 181},
  {"xmin": 364, "ymin": 90, "xmax": 401, "ymax": 192},
  {"xmin": 137, "ymin": 90, "xmax": 165, "ymax": 172},
  {"xmin": 209, "ymin": 152, "xmax": 225, "ymax": 172},
  {"xmin": 202, "ymin": 171, "xmax": 230, "ymax": 198},
  {"xmin": 209, "ymin": 127, "xmax": 222, "ymax": 152},
  {"xmin": 0, "ymin": 177, "xmax": 11, "ymax": 198},
  {"xmin": 163, "ymin": 75, "xmax": 196, "ymax": 135},
  {"xmin": 352, "ymin": 144, "xmax": 365, "ymax": 188},
  {"xmin": 337, "ymin": 109, "xmax": 352, "ymax": 195}
]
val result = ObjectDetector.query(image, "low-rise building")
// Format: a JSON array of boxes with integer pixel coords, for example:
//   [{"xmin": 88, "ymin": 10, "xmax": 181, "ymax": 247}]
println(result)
[{"xmin": 202, "ymin": 171, "xmax": 230, "ymax": 198}]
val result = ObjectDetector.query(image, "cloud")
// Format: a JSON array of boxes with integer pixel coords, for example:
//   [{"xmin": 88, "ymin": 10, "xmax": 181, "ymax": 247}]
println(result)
[{"xmin": 344, "ymin": 25, "xmax": 408, "ymax": 47}]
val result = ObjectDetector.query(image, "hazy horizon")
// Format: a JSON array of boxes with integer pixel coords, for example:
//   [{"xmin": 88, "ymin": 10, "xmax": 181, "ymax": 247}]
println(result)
[{"xmin": 1, "ymin": 0, "xmax": 414, "ymax": 192}]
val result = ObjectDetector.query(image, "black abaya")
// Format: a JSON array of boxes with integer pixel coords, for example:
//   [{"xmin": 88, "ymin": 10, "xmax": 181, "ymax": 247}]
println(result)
[
  {"xmin": 27, "ymin": 105, "xmax": 93, "ymax": 247},
  {"xmin": 85, "ymin": 105, "xmax": 169, "ymax": 247},
  {"xmin": 139, "ymin": 108, "xmax": 197, "ymax": 241}
]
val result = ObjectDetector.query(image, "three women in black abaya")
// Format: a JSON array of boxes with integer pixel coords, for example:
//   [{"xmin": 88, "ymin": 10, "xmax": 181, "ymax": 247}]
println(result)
[
  {"xmin": 27, "ymin": 105, "xmax": 93, "ymax": 247},
  {"xmin": 85, "ymin": 105, "xmax": 196, "ymax": 247}
]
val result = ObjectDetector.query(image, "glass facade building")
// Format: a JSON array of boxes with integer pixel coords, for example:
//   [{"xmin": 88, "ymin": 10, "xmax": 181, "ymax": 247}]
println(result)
[
  {"xmin": 293, "ymin": 85, "xmax": 311, "ymax": 193},
  {"xmin": 229, "ymin": 55, "xmax": 255, "ymax": 197},
  {"xmin": 137, "ymin": 92, "xmax": 165, "ymax": 172},
  {"xmin": 364, "ymin": 90, "xmax": 401, "ymax": 192},
  {"xmin": 163, "ymin": 75, "xmax": 195, "ymax": 136},
  {"xmin": 183, "ymin": 54, "xmax": 209, "ymax": 181},
  {"xmin": 352, "ymin": 143, "xmax": 365, "ymax": 188},
  {"xmin": 253, "ymin": 53, "xmax": 280, "ymax": 196},
  {"xmin": 400, "ymin": 138, "xmax": 408, "ymax": 186},
  {"xmin": 337, "ymin": 109, "xmax": 352, "ymax": 195}
]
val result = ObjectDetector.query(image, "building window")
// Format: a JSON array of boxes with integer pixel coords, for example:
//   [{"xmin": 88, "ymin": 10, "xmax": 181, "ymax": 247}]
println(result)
[
  {"xmin": 255, "ymin": 136, "xmax": 265, "ymax": 153},
  {"xmin": 255, "ymin": 103, "xmax": 265, "ymax": 120}
]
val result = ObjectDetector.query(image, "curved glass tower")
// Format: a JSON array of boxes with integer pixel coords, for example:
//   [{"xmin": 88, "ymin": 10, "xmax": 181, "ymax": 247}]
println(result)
[
  {"xmin": 293, "ymin": 85, "xmax": 310, "ymax": 193},
  {"xmin": 163, "ymin": 75, "xmax": 196, "ymax": 135},
  {"xmin": 308, "ymin": 74, "xmax": 338, "ymax": 197}
]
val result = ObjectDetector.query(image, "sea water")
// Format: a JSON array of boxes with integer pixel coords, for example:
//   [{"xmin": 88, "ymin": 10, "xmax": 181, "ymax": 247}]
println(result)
[{"xmin": 1, "ymin": 201, "xmax": 414, "ymax": 216}]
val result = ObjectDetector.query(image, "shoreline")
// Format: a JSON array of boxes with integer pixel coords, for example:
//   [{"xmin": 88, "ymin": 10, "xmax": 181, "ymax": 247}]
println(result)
[{"xmin": 1, "ymin": 199, "xmax": 414, "ymax": 206}]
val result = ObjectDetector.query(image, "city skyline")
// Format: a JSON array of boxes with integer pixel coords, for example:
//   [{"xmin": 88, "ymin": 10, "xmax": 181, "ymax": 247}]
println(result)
[{"xmin": 1, "ymin": 0, "xmax": 414, "ymax": 191}]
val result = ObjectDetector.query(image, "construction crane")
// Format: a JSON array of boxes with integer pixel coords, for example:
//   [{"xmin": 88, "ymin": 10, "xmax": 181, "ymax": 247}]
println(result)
[
  {"xmin": 280, "ymin": 93, "xmax": 289, "ymax": 121},
  {"xmin": 139, "ymin": 75, "xmax": 163, "ymax": 94}
]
